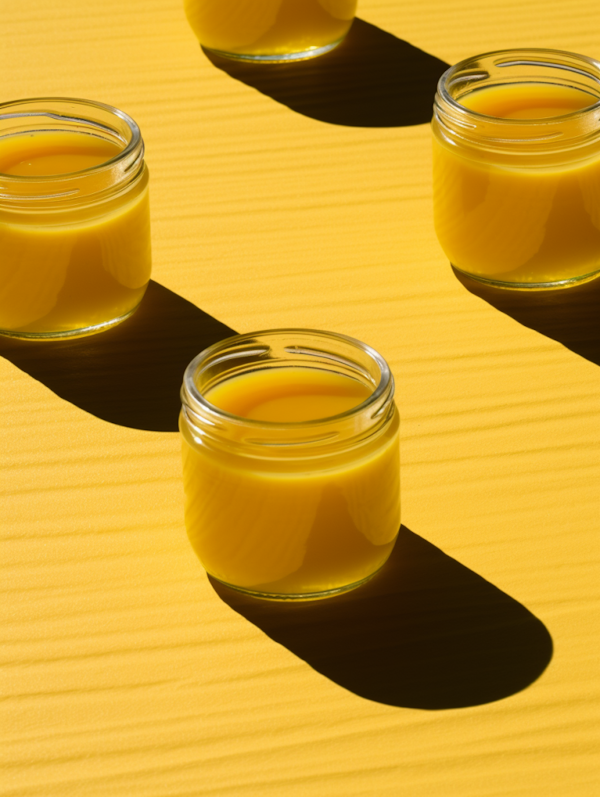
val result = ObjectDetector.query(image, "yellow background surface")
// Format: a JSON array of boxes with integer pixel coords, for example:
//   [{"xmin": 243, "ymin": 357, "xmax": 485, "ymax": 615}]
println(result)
[{"xmin": 2, "ymin": 1, "xmax": 599, "ymax": 795}]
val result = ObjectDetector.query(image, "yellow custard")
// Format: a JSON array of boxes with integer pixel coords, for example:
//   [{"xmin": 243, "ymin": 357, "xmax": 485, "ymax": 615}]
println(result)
[
  {"xmin": 185, "ymin": 0, "xmax": 357, "ymax": 59},
  {"xmin": 433, "ymin": 79, "xmax": 600, "ymax": 287},
  {"xmin": 180, "ymin": 365, "xmax": 400, "ymax": 598},
  {"xmin": 461, "ymin": 82, "xmax": 594, "ymax": 119},
  {"xmin": 0, "ymin": 125, "xmax": 151, "ymax": 338}
]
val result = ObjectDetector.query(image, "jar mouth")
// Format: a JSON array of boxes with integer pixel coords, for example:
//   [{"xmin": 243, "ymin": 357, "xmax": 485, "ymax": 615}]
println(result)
[
  {"xmin": 434, "ymin": 49, "xmax": 600, "ymax": 157},
  {"xmin": 0, "ymin": 97, "xmax": 141, "ymax": 179},
  {"xmin": 438, "ymin": 48, "xmax": 600, "ymax": 124},
  {"xmin": 182, "ymin": 328, "xmax": 394, "ymax": 431},
  {"xmin": 0, "ymin": 98, "xmax": 145, "ymax": 206}
]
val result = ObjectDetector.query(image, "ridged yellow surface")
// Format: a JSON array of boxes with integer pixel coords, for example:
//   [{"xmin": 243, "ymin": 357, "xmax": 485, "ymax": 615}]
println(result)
[{"xmin": 2, "ymin": 1, "xmax": 599, "ymax": 795}]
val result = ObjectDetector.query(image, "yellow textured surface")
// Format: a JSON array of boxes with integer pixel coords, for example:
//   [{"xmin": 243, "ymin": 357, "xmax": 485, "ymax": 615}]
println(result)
[{"xmin": 1, "ymin": 1, "xmax": 599, "ymax": 795}]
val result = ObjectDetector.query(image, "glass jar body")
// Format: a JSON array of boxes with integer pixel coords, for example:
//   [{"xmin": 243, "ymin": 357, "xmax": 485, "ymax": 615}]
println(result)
[
  {"xmin": 184, "ymin": 0, "xmax": 358, "ymax": 62},
  {"xmin": 179, "ymin": 329, "xmax": 400, "ymax": 600},
  {"xmin": 432, "ymin": 50, "xmax": 600, "ymax": 289},
  {"xmin": 0, "ymin": 98, "xmax": 152, "ymax": 339}
]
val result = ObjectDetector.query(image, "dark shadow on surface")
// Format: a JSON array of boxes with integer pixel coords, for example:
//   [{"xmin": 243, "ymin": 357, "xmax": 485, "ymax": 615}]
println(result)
[
  {"xmin": 454, "ymin": 268, "xmax": 600, "ymax": 366},
  {"xmin": 0, "ymin": 281, "xmax": 236, "ymax": 432},
  {"xmin": 211, "ymin": 526, "xmax": 553, "ymax": 709},
  {"xmin": 204, "ymin": 19, "xmax": 449, "ymax": 127}
]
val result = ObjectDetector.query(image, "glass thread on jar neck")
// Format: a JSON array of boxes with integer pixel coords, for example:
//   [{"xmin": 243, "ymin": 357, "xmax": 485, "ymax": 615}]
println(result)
[
  {"xmin": 0, "ymin": 98, "xmax": 145, "ymax": 208},
  {"xmin": 180, "ymin": 329, "xmax": 396, "ymax": 460},
  {"xmin": 434, "ymin": 49, "xmax": 600, "ymax": 157}
]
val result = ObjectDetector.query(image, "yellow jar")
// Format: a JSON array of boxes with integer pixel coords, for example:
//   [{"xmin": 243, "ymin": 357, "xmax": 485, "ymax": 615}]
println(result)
[
  {"xmin": 180, "ymin": 329, "xmax": 400, "ymax": 600},
  {"xmin": 0, "ymin": 98, "xmax": 151, "ymax": 338},
  {"xmin": 184, "ymin": 0, "xmax": 358, "ymax": 62},
  {"xmin": 432, "ymin": 50, "xmax": 600, "ymax": 289}
]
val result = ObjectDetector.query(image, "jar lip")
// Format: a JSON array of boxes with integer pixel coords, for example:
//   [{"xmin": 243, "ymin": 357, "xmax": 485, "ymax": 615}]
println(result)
[
  {"xmin": 182, "ymin": 328, "xmax": 394, "ymax": 430},
  {"xmin": 0, "ymin": 96, "xmax": 142, "ymax": 181},
  {"xmin": 437, "ymin": 48, "xmax": 600, "ymax": 124}
]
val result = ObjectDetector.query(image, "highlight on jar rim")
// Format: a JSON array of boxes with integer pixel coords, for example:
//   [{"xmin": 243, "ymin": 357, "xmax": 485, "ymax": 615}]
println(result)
[
  {"xmin": 0, "ymin": 97, "xmax": 152, "ymax": 339},
  {"xmin": 432, "ymin": 48, "xmax": 600, "ymax": 290},
  {"xmin": 179, "ymin": 328, "xmax": 401, "ymax": 601}
]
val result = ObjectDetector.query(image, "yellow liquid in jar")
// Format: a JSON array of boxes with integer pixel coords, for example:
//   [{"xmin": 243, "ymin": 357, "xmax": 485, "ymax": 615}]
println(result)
[
  {"xmin": 433, "ymin": 83, "xmax": 600, "ymax": 285},
  {"xmin": 0, "ymin": 131, "xmax": 151, "ymax": 337},
  {"xmin": 180, "ymin": 367, "xmax": 400, "ymax": 597},
  {"xmin": 184, "ymin": 0, "xmax": 357, "ymax": 59}
]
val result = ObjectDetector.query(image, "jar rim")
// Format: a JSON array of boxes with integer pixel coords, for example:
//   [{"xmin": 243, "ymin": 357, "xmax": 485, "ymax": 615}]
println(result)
[
  {"xmin": 181, "ymin": 328, "xmax": 394, "ymax": 431},
  {"xmin": 0, "ymin": 96, "xmax": 142, "ymax": 181},
  {"xmin": 438, "ymin": 47, "xmax": 600, "ymax": 124}
]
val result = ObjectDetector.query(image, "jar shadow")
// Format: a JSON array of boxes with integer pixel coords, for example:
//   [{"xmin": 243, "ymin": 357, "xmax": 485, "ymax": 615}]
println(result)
[
  {"xmin": 203, "ymin": 19, "xmax": 449, "ymax": 127},
  {"xmin": 209, "ymin": 525, "xmax": 553, "ymax": 709},
  {"xmin": 0, "ymin": 280, "xmax": 236, "ymax": 432},
  {"xmin": 454, "ymin": 268, "xmax": 600, "ymax": 367}
]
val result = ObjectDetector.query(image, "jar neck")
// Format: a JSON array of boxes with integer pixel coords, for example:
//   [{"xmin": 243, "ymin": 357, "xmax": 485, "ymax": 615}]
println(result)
[
  {"xmin": 180, "ymin": 330, "xmax": 397, "ymax": 461},
  {"xmin": 0, "ymin": 98, "xmax": 144, "ymax": 210},
  {"xmin": 434, "ymin": 49, "xmax": 600, "ymax": 159}
]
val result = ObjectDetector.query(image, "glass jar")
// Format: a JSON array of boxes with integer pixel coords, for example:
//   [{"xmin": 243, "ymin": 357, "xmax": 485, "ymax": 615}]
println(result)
[
  {"xmin": 184, "ymin": 0, "xmax": 358, "ymax": 62},
  {"xmin": 0, "ymin": 98, "xmax": 151, "ymax": 338},
  {"xmin": 432, "ymin": 49, "xmax": 600, "ymax": 289},
  {"xmin": 180, "ymin": 329, "xmax": 400, "ymax": 600}
]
